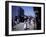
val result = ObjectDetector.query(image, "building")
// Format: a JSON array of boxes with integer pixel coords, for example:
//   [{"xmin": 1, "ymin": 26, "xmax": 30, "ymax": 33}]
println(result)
[{"xmin": 33, "ymin": 7, "xmax": 41, "ymax": 30}]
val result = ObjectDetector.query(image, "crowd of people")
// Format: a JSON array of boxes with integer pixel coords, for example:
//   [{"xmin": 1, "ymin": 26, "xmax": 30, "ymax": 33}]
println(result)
[{"xmin": 13, "ymin": 16, "xmax": 36, "ymax": 30}]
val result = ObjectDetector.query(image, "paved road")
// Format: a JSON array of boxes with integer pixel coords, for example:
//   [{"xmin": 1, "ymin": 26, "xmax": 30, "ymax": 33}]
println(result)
[
  {"xmin": 13, "ymin": 22, "xmax": 36, "ymax": 31},
  {"xmin": 13, "ymin": 23, "xmax": 24, "ymax": 31}
]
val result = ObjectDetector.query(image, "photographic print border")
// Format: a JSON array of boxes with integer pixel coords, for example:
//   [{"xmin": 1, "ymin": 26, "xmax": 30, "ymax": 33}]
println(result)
[{"xmin": 5, "ymin": 1, "xmax": 45, "ymax": 36}]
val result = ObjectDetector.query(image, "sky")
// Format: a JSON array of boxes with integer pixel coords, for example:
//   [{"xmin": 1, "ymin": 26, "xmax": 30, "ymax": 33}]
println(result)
[
  {"xmin": 12, "ymin": 6, "xmax": 35, "ymax": 17},
  {"xmin": 21, "ymin": 6, "xmax": 35, "ymax": 17}
]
